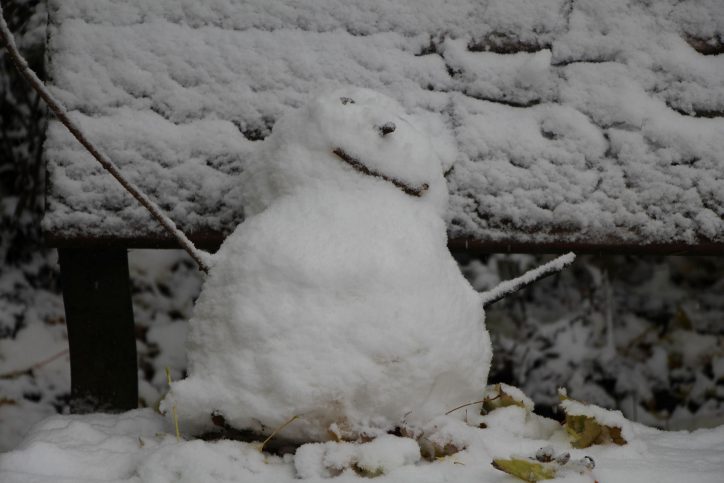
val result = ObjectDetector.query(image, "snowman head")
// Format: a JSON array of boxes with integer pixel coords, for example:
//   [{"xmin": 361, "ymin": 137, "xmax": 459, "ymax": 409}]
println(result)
[{"xmin": 242, "ymin": 87, "xmax": 455, "ymax": 217}]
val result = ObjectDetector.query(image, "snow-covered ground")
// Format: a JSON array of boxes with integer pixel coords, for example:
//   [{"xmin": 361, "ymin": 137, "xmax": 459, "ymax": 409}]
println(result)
[{"xmin": 1, "ymin": 394, "xmax": 723, "ymax": 482}]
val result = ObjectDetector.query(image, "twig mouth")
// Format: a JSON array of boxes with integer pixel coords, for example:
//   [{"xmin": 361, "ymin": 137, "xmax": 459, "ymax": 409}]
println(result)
[{"xmin": 332, "ymin": 147, "xmax": 429, "ymax": 197}]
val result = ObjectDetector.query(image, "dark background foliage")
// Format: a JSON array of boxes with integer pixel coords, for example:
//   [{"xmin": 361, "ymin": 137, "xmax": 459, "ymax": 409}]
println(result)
[
  {"xmin": 1, "ymin": 0, "xmax": 52, "ymax": 340},
  {"xmin": 457, "ymin": 252, "xmax": 724, "ymax": 428}
]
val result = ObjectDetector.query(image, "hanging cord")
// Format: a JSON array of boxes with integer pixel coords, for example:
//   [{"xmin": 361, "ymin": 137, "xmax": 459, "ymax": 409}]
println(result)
[{"xmin": 0, "ymin": 6, "xmax": 210, "ymax": 273}]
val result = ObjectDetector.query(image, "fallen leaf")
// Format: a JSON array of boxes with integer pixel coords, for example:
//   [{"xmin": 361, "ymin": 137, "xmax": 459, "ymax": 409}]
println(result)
[
  {"xmin": 492, "ymin": 458, "xmax": 557, "ymax": 482},
  {"xmin": 565, "ymin": 414, "xmax": 626, "ymax": 448},
  {"xmin": 482, "ymin": 384, "xmax": 527, "ymax": 414},
  {"xmin": 559, "ymin": 390, "xmax": 627, "ymax": 448}
]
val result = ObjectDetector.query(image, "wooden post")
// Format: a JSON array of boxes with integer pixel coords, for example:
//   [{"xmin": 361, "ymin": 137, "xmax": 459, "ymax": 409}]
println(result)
[{"xmin": 58, "ymin": 248, "xmax": 138, "ymax": 413}]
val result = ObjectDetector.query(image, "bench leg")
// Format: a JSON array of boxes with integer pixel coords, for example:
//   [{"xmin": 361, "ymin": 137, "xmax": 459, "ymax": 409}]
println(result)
[{"xmin": 58, "ymin": 248, "xmax": 138, "ymax": 413}]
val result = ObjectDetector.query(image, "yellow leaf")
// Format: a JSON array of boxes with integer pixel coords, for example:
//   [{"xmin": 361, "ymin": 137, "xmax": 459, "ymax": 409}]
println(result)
[
  {"xmin": 564, "ymin": 413, "xmax": 627, "ymax": 448},
  {"xmin": 482, "ymin": 384, "xmax": 527, "ymax": 414},
  {"xmin": 353, "ymin": 464, "xmax": 384, "ymax": 478},
  {"xmin": 492, "ymin": 458, "xmax": 557, "ymax": 482},
  {"xmin": 418, "ymin": 438, "xmax": 465, "ymax": 461}
]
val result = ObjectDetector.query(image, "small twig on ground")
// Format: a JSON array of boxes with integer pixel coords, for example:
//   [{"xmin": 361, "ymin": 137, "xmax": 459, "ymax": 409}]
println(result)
[
  {"xmin": 0, "ymin": 6, "xmax": 209, "ymax": 273},
  {"xmin": 481, "ymin": 252, "xmax": 576, "ymax": 308},
  {"xmin": 445, "ymin": 398, "xmax": 487, "ymax": 415},
  {"xmin": 258, "ymin": 415, "xmax": 299, "ymax": 453},
  {"xmin": 0, "ymin": 348, "xmax": 69, "ymax": 379}
]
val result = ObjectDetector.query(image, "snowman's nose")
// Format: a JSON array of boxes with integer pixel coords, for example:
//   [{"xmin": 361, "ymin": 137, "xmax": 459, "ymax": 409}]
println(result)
[{"xmin": 378, "ymin": 122, "xmax": 396, "ymax": 136}]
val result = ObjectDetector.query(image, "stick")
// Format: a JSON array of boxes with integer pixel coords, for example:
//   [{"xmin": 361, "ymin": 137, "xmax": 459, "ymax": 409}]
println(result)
[
  {"xmin": 332, "ymin": 148, "xmax": 429, "ymax": 197},
  {"xmin": 257, "ymin": 415, "xmax": 299, "ymax": 452},
  {"xmin": 445, "ymin": 398, "xmax": 486, "ymax": 415},
  {"xmin": 481, "ymin": 252, "xmax": 576, "ymax": 308},
  {"xmin": 0, "ymin": 348, "xmax": 69, "ymax": 379},
  {"xmin": 0, "ymin": 6, "xmax": 210, "ymax": 273}
]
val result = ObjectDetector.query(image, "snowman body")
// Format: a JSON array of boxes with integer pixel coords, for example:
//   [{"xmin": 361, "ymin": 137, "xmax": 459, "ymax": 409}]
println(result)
[{"xmin": 164, "ymin": 88, "xmax": 492, "ymax": 441}]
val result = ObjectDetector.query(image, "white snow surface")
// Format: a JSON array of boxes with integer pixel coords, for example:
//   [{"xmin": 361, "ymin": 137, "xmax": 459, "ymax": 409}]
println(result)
[
  {"xmin": 294, "ymin": 434, "xmax": 422, "ymax": 478},
  {"xmin": 2, "ymin": 404, "xmax": 724, "ymax": 482},
  {"xmin": 43, "ymin": 0, "xmax": 724, "ymax": 244},
  {"xmin": 162, "ymin": 89, "xmax": 491, "ymax": 441}
]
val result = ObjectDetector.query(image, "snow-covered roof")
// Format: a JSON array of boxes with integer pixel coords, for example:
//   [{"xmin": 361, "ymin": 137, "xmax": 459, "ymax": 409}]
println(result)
[{"xmin": 43, "ymin": 0, "xmax": 724, "ymax": 251}]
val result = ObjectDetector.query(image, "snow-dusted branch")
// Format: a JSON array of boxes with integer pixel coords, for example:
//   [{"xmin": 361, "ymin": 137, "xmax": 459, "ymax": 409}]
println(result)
[
  {"xmin": 481, "ymin": 252, "xmax": 576, "ymax": 308},
  {"xmin": 0, "ymin": 6, "xmax": 210, "ymax": 273}
]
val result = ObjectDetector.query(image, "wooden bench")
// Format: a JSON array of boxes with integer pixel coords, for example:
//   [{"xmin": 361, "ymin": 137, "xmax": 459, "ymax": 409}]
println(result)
[{"xmin": 42, "ymin": 0, "xmax": 724, "ymax": 412}]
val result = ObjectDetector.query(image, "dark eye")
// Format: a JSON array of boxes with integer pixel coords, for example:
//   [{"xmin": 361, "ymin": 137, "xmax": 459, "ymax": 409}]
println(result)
[
  {"xmin": 340, "ymin": 97, "xmax": 355, "ymax": 105},
  {"xmin": 378, "ymin": 122, "xmax": 396, "ymax": 136}
]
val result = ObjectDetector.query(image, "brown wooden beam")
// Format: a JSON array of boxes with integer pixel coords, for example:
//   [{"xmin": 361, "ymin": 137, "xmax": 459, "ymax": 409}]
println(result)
[
  {"xmin": 448, "ymin": 238, "xmax": 724, "ymax": 256},
  {"xmin": 45, "ymin": 231, "xmax": 724, "ymax": 256},
  {"xmin": 45, "ymin": 230, "xmax": 227, "ymax": 251},
  {"xmin": 58, "ymin": 248, "xmax": 138, "ymax": 413}
]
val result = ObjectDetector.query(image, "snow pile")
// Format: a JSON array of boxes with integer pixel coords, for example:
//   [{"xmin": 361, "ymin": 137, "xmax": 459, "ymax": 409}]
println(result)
[
  {"xmin": 294, "ymin": 435, "xmax": 421, "ymax": 478},
  {"xmin": 0, "ymin": 410, "xmax": 169, "ymax": 481},
  {"xmin": 162, "ymin": 88, "xmax": 491, "ymax": 441},
  {"xmin": 3, "ymin": 391, "xmax": 724, "ymax": 482},
  {"xmin": 43, "ymin": 0, "xmax": 724, "ymax": 244}
]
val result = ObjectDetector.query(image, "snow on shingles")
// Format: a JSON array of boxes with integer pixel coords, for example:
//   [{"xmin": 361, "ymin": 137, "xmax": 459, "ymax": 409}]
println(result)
[
  {"xmin": 44, "ymin": 0, "xmax": 723, "ymax": 243},
  {"xmin": 44, "ymin": 110, "xmax": 253, "ymax": 238},
  {"xmin": 43, "ymin": 1, "xmax": 455, "ymax": 238},
  {"xmin": 443, "ymin": 40, "xmax": 558, "ymax": 106},
  {"xmin": 50, "ymin": 0, "xmax": 484, "ymax": 35},
  {"xmin": 448, "ymin": 0, "xmax": 724, "ymax": 243},
  {"xmin": 670, "ymin": 0, "xmax": 724, "ymax": 43}
]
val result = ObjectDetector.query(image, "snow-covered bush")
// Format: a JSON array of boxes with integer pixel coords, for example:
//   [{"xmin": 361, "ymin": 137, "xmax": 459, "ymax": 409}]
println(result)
[{"xmin": 460, "ymin": 253, "xmax": 724, "ymax": 430}]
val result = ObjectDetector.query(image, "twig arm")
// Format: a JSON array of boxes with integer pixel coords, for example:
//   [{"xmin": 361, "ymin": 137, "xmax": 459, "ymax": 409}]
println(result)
[
  {"xmin": 0, "ymin": 6, "xmax": 210, "ymax": 273},
  {"xmin": 481, "ymin": 252, "xmax": 576, "ymax": 308}
]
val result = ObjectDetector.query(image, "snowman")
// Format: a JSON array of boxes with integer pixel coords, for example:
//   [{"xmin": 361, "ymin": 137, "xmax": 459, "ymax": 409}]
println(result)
[{"xmin": 162, "ymin": 87, "xmax": 492, "ymax": 442}]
